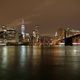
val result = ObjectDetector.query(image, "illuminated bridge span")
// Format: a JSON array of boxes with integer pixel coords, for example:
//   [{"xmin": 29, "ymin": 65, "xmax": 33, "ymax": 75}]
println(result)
[
  {"xmin": 64, "ymin": 33, "xmax": 80, "ymax": 46},
  {"xmin": 54, "ymin": 28, "xmax": 80, "ymax": 46},
  {"xmin": 56, "ymin": 33, "xmax": 80, "ymax": 46}
]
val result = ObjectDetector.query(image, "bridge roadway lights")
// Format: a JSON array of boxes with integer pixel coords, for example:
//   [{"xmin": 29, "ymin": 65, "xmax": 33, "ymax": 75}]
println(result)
[{"xmin": 65, "ymin": 37, "xmax": 73, "ymax": 46}]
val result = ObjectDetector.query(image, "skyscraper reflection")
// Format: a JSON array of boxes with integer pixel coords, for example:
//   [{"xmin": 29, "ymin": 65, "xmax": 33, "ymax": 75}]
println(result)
[
  {"xmin": 32, "ymin": 46, "xmax": 41, "ymax": 66},
  {"xmin": 2, "ymin": 46, "xmax": 8, "ymax": 69},
  {"xmin": 19, "ymin": 46, "xmax": 27, "ymax": 68}
]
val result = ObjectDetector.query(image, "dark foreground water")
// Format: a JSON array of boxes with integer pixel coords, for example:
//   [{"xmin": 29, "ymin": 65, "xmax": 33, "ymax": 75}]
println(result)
[{"xmin": 0, "ymin": 46, "xmax": 80, "ymax": 80}]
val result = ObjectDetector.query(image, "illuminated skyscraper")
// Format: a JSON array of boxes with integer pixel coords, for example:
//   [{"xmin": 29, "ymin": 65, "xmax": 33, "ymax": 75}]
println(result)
[
  {"xmin": 21, "ymin": 19, "xmax": 25, "ymax": 38},
  {"xmin": 21, "ymin": 19, "xmax": 25, "ymax": 34},
  {"xmin": 32, "ymin": 25, "xmax": 40, "ymax": 45},
  {"xmin": 55, "ymin": 32, "xmax": 58, "ymax": 37}
]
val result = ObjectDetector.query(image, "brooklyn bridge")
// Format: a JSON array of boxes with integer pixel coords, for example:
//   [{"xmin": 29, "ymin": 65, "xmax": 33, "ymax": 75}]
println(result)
[{"xmin": 53, "ymin": 27, "xmax": 80, "ymax": 46}]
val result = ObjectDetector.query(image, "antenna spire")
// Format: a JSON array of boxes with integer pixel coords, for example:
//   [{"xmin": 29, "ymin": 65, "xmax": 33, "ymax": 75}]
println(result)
[{"xmin": 21, "ymin": 18, "xmax": 25, "ymax": 25}]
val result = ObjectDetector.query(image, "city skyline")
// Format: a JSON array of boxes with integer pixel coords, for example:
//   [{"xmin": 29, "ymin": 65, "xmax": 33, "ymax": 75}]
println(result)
[{"xmin": 0, "ymin": 0, "xmax": 80, "ymax": 35}]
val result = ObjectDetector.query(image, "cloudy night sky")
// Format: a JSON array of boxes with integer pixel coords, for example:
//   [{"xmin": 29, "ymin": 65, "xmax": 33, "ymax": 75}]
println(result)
[{"xmin": 0, "ymin": 0, "xmax": 80, "ymax": 35}]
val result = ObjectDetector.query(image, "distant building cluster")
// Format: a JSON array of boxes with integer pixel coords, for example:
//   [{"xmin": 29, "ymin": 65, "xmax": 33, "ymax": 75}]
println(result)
[
  {"xmin": 0, "ymin": 24, "xmax": 41, "ymax": 45},
  {"xmin": 0, "ymin": 20, "xmax": 53, "ymax": 46}
]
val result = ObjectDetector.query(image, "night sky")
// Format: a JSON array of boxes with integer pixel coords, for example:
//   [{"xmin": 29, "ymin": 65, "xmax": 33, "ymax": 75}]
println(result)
[{"xmin": 0, "ymin": 0, "xmax": 80, "ymax": 35}]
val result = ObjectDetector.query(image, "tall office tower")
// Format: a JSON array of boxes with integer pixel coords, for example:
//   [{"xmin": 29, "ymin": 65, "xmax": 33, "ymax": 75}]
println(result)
[
  {"xmin": 32, "ymin": 25, "xmax": 40, "ymax": 44},
  {"xmin": 55, "ymin": 32, "xmax": 58, "ymax": 37},
  {"xmin": 21, "ymin": 19, "xmax": 25, "ymax": 38}
]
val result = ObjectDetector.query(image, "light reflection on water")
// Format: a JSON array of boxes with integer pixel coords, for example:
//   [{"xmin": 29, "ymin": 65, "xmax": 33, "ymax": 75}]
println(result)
[
  {"xmin": 1, "ymin": 46, "xmax": 8, "ymax": 68},
  {"xmin": 32, "ymin": 46, "xmax": 41, "ymax": 65},
  {"xmin": 19, "ymin": 46, "xmax": 27, "ymax": 68},
  {"xmin": 0, "ymin": 46, "xmax": 80, "ymax": 80}
]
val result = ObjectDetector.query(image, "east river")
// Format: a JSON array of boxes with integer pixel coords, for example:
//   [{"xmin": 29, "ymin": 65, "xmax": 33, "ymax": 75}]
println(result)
[{"xmin": 0, "ymin": 45, "xmax": 80, "ymax": 80}]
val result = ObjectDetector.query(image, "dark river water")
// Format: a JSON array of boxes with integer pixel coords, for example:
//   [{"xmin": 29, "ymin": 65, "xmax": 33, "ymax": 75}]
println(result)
[{"xmin": 0, "ymin": 45, "xmax": 80, "ymax": 80}]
